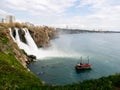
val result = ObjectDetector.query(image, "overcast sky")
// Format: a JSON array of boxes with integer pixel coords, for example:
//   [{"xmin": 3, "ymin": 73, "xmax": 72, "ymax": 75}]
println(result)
[{"xmin": 0, "ymin": 0, "xmax": 120, "ymax": 30}]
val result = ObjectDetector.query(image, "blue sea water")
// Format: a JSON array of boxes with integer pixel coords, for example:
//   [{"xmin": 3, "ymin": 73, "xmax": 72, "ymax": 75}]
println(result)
[{"xmin": 28, "ymin": 33, "xmax": 120, "ymax": 85}]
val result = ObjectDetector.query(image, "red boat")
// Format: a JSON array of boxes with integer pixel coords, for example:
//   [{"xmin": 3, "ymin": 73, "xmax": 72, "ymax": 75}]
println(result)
[
  {"xmin": 75, "ymin": 56, "xmax": 92, "ymax": 70},
  {"xmin": 75, "ymin": 63, "xmax": 91, "ymax": 70}
]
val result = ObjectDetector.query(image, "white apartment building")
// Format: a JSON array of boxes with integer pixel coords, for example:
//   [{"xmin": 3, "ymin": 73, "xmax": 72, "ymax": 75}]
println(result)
[{"xmin": 6, "ymin": 15, "xmax": 15, "ymax": 23}]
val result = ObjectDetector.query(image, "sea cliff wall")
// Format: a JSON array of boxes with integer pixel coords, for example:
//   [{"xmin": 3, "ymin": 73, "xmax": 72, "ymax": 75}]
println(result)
[
  {"xmin": 0, "ymin": 29, "xmax": 28, "ymax": 67},
  {"xmin": 0, "ymin": 23, "xmax": 57, "ymax": 67}
]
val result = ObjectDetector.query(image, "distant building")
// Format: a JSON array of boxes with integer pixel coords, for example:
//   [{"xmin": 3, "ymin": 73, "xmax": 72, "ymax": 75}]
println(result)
[
  {"xmin": 24, "ymin": 22, "xmax": 34, "ymax": 26},
  {"xmin": 0, "ymin": 18, "xmax": 5, "ymax": 23},
  {"xmin": 66, "ymin": 25, "xmax": 68, "ymax": 29},
  {"xmin": 6, "ymin": 15, "xmax": 15, "ymax": 23}
]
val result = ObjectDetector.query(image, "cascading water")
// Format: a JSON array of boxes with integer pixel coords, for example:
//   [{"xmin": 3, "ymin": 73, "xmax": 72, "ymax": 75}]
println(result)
[
  {"xmin": 9, "ymin": 28, "xmax": 16, "ymax": 41},
  {"xmin": 9, "ymin": 28, "xmax": 81, "ymax": 59},
  {"xmin": 23, "ymin": 28, "xmax": 38, "ymax": 53},
  {"xmin": 9, "ymin": 28, "xmax": 40, "ymax": 58},
  {"xmin": 15, "ymin": 28, "xmax": 33, "ymax": 55}
]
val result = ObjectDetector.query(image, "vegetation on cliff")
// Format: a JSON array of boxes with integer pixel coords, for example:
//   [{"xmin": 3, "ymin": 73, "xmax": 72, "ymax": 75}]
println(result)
[
  {"xmin": 0, "ymin": 23, "xmax": 57, "ymax": 47},
  {"xmin": 0, "ymin": 29, "xmax": 42, "ymax": 89},
  {"xmin": 0, "ymin": 24, "xmax": 120, "ymax": 90}
]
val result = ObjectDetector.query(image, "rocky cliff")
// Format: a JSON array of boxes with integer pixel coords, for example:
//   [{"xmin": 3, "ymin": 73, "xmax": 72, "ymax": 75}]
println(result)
[
  {"xmin": 0, "ymin": 29, "xmax": 28, "ymax": 67},
  {"xmin": 28, "ymin": 26, "xmax": 56, "ymax": 48},
  {"xmin": 0, "ymin": 23, "xmax": 57, "ymax": 67}
]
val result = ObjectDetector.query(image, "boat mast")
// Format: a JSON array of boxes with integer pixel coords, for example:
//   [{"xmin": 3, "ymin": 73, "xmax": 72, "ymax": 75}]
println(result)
[
  {"xmin": 80, "ymin": 56, "xmax": 82, "ymax": 63},
  {"xmin": 87, "ymin": 56, "xmax": 89, "ymax": 64}
]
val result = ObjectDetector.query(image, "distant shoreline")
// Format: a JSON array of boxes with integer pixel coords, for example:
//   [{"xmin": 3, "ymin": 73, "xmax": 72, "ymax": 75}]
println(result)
[{"xmin": 57, "ymin": 28, "xmax": 120, "ymax": 34}]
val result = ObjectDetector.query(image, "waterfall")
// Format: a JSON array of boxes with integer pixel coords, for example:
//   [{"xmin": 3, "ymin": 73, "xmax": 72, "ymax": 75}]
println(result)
[
  {"xmin": 15, "ymin": 28, "xmax": 32, "ymax": 55},
  {"xmin": 9, "ymin": 28, "xmax": 39, "ymax": 58},
  {"xmin": 15, "ymin": 28, "xmax": 21, "ymax": 43},
  {"xmin": 9, "ymin": 28, "xmax": 16, "ymax": 41},
  {"xmin": 9, "ymin": 28, "xmax": 81, "ymax": 60},
  {"xmin": 23, "ymin": 28, "xmax": 38, "ymax": 52}
]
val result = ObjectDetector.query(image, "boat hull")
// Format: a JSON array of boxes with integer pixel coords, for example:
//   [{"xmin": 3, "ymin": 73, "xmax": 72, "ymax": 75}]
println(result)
[{"xmin": 75, "ymin": 63, "xmax": 91, "ymax": 70}]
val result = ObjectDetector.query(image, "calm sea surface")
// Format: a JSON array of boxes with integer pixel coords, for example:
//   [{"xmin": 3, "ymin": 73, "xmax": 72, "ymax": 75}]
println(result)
[{"xmin": 28, "ymin": 33, "xmax": 120, "ymax": 85}]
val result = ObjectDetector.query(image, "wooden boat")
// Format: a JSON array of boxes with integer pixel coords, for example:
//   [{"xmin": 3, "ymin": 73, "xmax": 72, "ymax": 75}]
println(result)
[{"xmin": 75, "ymin": 56, "xmax": 91, "ymax": 70}]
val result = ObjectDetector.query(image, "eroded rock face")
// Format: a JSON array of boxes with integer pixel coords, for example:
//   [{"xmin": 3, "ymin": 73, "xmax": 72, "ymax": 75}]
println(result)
[
  {"xmin": 29, "ymin": 29, "xmax": 49, "ymax": 47},
  {"xmin": 26, "ymin": 55, "xmax": 36, "ymax": 64},
  {"xmin": 0, "ymin": 23, "xmax": 57, "ymax": 67},
  {"xmin": 18, "ymin": 29, "xmax": 27, "ymax": 44},
  {"xmin": 0, "ymin": 30, "xmax": 28, "ymax": 67},
  {"xmin": 29, "ymin": 26, "xmax": 57, "ymax": 48},
  {"xmin": 10, "ymin": 27, "xmax": 57, "ymax": 48},
  {"xmin": 12, "ymin": 29, "xmax": 16, "ymax": 38},
  {"xmin": 11, "ymin": 28, "xmax": 27, "ymax": 44},
  {"xmin": 0, "ymin": 27, "xmax": 57, "ymax": 67}
]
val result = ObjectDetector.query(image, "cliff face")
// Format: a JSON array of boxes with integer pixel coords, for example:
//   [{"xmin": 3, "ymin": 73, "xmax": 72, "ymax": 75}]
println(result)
[
  {"xmin": 29, "ymin": 28, "xmax": 49, "ymax": 48},
  {"xmin": 0, "ymin": 29, "xmax": 27, "ymax": 67},
  {"xmin": 28, "ymin": 26, "xmax": 56, "ymax": 48},
  {"xmin": 0, "ymin": 23, "xmax": 57, "ymax": 67}
]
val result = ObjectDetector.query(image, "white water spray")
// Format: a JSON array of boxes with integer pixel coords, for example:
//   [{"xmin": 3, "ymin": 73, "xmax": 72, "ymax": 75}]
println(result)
[
  {"xmin": 23, "ymin": 28, "xmax": 38, "ymax": 53},
  {"xmin": 15, "ymin": 28, "xmax": 32, "ymax": 55},
  {"xmin": 23, "ymin": 28, "xmax": 37, "ymax": 49},
  {"xmin": 9, "ymin": 28, "xmax": 81, "ymax": 60},
  {"xmin": 9, "ymin": 28, "xmax": 16, "ymax": 41},
  {"xmin": 9, "ymin": 28, "xmax": 38, "ymax": 58}
]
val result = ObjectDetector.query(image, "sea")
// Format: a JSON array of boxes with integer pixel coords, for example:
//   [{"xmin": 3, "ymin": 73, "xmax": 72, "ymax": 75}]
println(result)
[{"xmin": 28, "ymin": 33, "xmax": 120, "ymax": 85}]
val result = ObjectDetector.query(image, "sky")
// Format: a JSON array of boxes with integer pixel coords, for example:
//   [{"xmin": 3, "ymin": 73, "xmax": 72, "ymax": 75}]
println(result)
[{"xmin": 0, "ymin": 0, "xmax": 120, "ymax": 31}]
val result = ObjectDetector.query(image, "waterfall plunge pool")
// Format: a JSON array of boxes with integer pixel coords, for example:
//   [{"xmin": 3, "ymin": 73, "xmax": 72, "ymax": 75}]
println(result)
[{"xmin": 28, "ymin": 33, "xmax": 120, "ymax": 85}]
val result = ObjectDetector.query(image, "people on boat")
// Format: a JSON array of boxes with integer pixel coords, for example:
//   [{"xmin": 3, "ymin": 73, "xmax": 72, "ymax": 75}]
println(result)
[
  {"xmin": 75, "ymin": 56, "xmax": 91, "ymax": 70},
  {"xmin": 80, "ymin": 62, "xmax": 82, "ymax": 65}
]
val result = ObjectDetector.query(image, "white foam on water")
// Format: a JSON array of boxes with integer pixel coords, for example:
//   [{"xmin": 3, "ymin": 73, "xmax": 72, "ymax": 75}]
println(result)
[{"xmin": 9, "ymin": 28, "xmax": 82, "ymax": 59}]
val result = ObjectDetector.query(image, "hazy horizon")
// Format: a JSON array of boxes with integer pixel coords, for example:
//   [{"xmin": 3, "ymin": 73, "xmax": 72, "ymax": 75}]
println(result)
[{"xmin": 0, "ymin": 0, "xmax": 120, "ymax": 31}]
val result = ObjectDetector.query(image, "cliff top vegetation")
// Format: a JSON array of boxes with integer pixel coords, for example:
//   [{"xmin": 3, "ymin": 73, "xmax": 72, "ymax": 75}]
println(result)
[{"xmin": 0, "ymin": 23, "xmax": 120, "ymax": 90}]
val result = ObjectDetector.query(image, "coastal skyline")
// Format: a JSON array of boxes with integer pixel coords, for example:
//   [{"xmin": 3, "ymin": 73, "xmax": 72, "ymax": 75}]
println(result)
[{"xmin": 0, "ymin": 0, "xmax": 120, "ymax": 31}]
